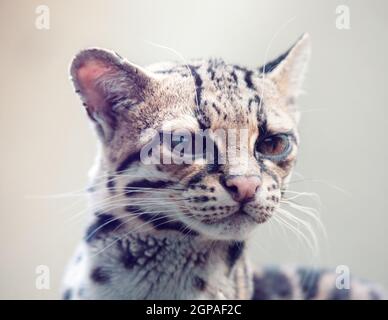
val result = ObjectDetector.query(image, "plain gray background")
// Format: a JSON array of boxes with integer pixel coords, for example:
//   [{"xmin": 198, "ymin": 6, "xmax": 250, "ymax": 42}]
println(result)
[{"xmin": 0, "ymin": 0, "xmax": 387, "ymax": 299}]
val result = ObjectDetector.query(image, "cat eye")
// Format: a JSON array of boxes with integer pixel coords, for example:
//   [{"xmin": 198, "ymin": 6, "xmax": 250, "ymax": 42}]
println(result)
[{"xmin": 255, "ymin": 133, "xmax": 291, "ymax": 161}]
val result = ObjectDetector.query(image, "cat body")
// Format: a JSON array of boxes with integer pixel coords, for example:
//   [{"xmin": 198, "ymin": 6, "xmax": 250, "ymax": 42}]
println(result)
[{"xmin": 63, "ymin": 35, "xmax": 385, "ymax": 300}]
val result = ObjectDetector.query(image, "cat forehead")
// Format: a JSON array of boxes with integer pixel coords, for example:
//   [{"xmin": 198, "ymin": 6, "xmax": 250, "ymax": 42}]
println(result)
[{"xmin": 150, "ymin": 59, "xmax": 293, "ymax": 132}]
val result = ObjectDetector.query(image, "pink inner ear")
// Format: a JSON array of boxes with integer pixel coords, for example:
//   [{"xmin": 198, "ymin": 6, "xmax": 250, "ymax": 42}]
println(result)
[{"xmin": 76, "ymin": 60, "xmax": 111, "ymax": 112}]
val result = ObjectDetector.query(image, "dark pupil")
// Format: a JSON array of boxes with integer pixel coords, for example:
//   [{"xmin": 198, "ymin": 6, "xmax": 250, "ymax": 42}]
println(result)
[{"xmin": 261, "ymin": 136, "xmax": 285, "ymax": 155}]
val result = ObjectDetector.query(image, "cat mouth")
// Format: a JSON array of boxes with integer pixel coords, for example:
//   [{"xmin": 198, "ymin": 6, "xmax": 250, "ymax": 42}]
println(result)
[
  {"xmin": 200, "ymin": 207, "xmax": 268, "ymax": 226},
  {"xmin": 183, "ymin": 205, "xmax": 273, "ymax": 240}
]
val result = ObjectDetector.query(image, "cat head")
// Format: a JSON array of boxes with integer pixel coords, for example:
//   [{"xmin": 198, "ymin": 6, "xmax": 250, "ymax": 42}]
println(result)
[{"xmin": 70, "ymin": 34, "xmax": 311, "ymax": 241}]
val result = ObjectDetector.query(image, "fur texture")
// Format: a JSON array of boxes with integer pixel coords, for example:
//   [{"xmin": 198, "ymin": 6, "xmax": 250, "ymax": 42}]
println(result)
[{"xmin": 63, "ymin": 34, "xmax": 386, "ymax": 300}]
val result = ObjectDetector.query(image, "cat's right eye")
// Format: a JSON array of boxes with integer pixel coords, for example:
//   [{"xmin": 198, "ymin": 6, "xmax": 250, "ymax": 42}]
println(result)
[{"xmin": 255, "ymin": 133, "xmax": 291, "ymax": 161}]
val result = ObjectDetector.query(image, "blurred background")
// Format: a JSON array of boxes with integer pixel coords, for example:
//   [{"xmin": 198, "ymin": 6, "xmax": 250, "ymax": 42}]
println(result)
[{"xmin": 0, "ymin": 0, "xmax": 387, "ymax": 299}]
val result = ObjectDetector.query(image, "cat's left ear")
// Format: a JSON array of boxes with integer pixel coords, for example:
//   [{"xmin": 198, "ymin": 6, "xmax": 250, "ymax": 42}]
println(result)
[
  {"xmin": 70, "ymin": 48, "xmax": 155, "ymax": 142},
  {"xmin": 261, "ymin": 33, "xmax": 311, "ymax": 98}
]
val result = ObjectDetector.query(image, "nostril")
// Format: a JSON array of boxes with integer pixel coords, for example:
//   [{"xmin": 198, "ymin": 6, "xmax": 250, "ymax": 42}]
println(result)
[
  {"xmin": 228, "ymin": 184, "xmax": 239, "ymax": 195},
  {"xmin": 224, "ymin": 175, "xmax": 261, "ymax": 203}
]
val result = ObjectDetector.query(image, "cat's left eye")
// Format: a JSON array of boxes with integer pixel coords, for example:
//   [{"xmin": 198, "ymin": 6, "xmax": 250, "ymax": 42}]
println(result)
[{"xmin": 255, "ymin": 134, "xmax": 291, "ymax": 160}]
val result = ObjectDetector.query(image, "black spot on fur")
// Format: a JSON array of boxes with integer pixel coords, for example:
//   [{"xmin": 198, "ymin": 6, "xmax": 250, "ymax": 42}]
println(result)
[
  {"xmin": 63, "ymin": 289, "xmax": 72, "ymax": 300},
  {"xmin": 207, "ymin": 65, "xmax": 215, "ymax": 80},
  {"xmin": 193, "ymin": 276, "xmax": 207, "ymax": 291},
  {"xmin": 193, "ymin": 196, "xmax": 210, "ymax": 203},
  {"xmin": 188, "ymin": 172, "xmax": 205, "ymax": 186},
  {"xmin": 212, "ymin": 102, "xmax": 221, "ymax": 115},
  {"xmin": 116, "ymin": 151, "xmax": 141, "ymax": 173},
  {"xmin": 330, "ymin": 287, "xmax": 351, "ymax": 300},
  {"xmin": 248, "ymin": 95, "xmax": 261, "ymax": 113},
  {"xmin": 252, "ymin": 275, "xmax": 270, "ymax": 300},
  {"xmin": 297, "ymin": 267, "xmax": 322, "ymax": 299},
  {"xmin": 90, "ymin": 267, "xmax": 110, "ymax": 284},
  {"xmin": 252, "ymin": 268, "xmax": 293, "ymax": 300},
  {"xmin": 258, "ymin": 119, "xmax": 268, "ymax": 137},
  {"xmin": 125, "ymin": 206, "xmax": 199, "ymax": 236},
  {"xmin": 231, "ymin": 70, "xmax": 238, "ymax": 83},
  {"xmin": 107, "ymin": 176, "xmax": 115, "ymax": 191},
  {"xmin": 120, "ymin": 244, "xmax": 137, "ymax": 269},
  {"xmin": 244, "ymin": 70, "xmax": 254, "ymax": 89},
  {"xmin": 195, "ymin": 109, "xmax": 211, "ymax": 130},
  {"xmin": 369, "ymin": 289, "xmax": 383, "ymax": 300},
  {"xmin": 227, "ymin": 242, "xmax": 245, "ymax": 268},
  {"xmin": 85, "ymin": 213, "xmax": 122, "ymax": 243}
]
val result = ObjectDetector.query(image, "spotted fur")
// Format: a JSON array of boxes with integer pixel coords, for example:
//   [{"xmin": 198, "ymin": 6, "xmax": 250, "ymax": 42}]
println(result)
[{"xmin": 63, "ymin": 34, "xmax": 386, "ymax": 299}]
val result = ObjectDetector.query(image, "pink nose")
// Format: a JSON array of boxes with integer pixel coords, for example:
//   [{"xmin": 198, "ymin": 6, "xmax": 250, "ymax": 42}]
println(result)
[{"xmin": 225, "ymin": 175, "xmax": 261, "ymax": 202}]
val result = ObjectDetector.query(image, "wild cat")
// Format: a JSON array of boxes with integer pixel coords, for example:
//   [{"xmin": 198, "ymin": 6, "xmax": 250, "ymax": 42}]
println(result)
[{"xmin": 62, "ymin": 34, "xmax": 385, "ymax": 299}]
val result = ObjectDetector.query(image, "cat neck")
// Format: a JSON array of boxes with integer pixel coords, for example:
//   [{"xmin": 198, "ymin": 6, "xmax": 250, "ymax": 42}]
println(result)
[{"xmin": 86, "ymin": 214, "xmax": 253, "ymax": 299}]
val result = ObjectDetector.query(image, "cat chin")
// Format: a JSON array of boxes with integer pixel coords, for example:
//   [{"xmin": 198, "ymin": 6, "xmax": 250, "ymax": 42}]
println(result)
[{"xmin": 185, "ymin": 212, "xmax": 264, "ymax": 241}]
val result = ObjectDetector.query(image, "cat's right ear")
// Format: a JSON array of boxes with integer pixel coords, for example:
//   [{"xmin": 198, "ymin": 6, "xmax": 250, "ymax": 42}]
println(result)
[
  {"xmin": 70, "ymin": 48, "xmax": 154, "ymax": 141},
  {"xmin": 261, "ymin": 34, "xmax": 311, "ymax": 99}
]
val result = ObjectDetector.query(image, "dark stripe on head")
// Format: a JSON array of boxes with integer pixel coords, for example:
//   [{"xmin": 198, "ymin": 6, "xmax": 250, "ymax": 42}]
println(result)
[
  {"xmin": 231, "ymin": 70, "xmax": 238, "ymax": 83},
  {"xmin": 153, "ymin": 65, "xmax": 191, "ymax": 77},
  {"xmin": 259, "ymin": 47, "xmax": 292, "ymax": 74},
  {"xmin": 116, "ymin": 151, "xmax": 140, "ymax": 173},
  {"xmin": 207, "ymin": 65, "xmax": 215, "ymax": 81},
  {"xmin": 259, "ymin": 118, "xmax": 268, "ymax": 136},
  {"xmin": 188, "ymin": 65, "xmax": 203, "ymax": 106},
  {"xmin": 125, "ymin": 205, "xmax": 199, "ymax": 236},
  {"xmin": 227, "ymin": 241, "xmax": 245, "ymax": 269},
  {"xmin": 85, "ymin": 213, "xmax": 122, "ymax": 243},
  {"xmin": 194, "ymin": 108, "xmax": 211, "ymax": 130},
  {"xmin": 244, "ymin": 70, "xmax": 254, "ymax": 89}
]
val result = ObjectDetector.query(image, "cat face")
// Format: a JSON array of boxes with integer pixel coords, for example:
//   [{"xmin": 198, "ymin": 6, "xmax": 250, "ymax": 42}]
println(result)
[{"xmin": 71, "ymin": 35, "xmax": 310, "ymax": 241}]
